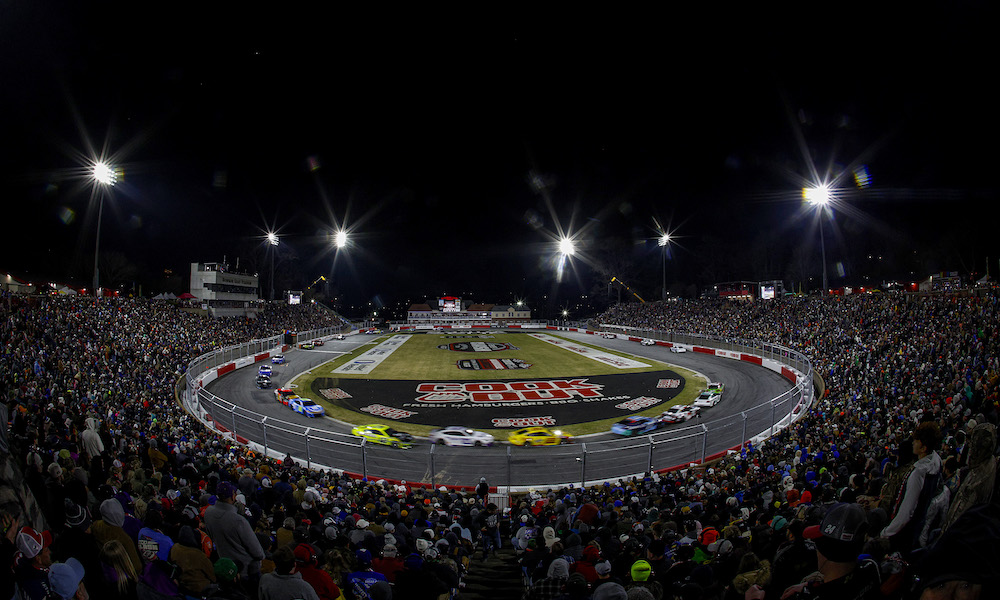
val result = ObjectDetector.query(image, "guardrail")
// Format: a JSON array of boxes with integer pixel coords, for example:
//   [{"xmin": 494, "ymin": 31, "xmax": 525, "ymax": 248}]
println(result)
[{"xmin": 182, "ymin": 325, "xmax": 813, "ymax": 489}]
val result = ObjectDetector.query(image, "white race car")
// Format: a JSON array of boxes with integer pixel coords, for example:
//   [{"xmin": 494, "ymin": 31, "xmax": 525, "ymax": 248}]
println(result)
[
  {"xmin": 601, "ymin": 333, "xmax": 617, "ymax": 339},
  {"xmin": 693, "ymin": 390, "xmax": 722, "ymax": 407},
  {"xmin": 668, "ymin": 345, "xmax": 687, "ymax": 353},
  {"xmin": 659, "ymin": 404, "xmax": 700, "ymax": 424},
  {"xmin": 428, "ymin": 426, "xmax": 495, "ymax": 447},
  {"xmin": 641, "ymin": 339, "xmax": 656, "ymax": 346}
]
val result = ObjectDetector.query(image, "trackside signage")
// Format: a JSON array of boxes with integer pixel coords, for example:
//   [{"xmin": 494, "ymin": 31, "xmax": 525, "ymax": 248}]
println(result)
[{"xmin": 528, "ymin": 333, "xmax": 650, "ymax": 369}]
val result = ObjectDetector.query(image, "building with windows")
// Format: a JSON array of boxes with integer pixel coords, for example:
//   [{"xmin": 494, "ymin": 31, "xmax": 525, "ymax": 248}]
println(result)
[
  {"xmin": 405, "ymin": 299, "xmax": 532, "ymax": 326},
  {"xmin": 189, "ymin": 262, "xmax": 261, "ymax": 317}
]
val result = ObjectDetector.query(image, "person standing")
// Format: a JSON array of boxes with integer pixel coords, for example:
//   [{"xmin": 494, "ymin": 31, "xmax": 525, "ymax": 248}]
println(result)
[
  {"xmin": 881, "ymin": 422, "xmax": 942, "ymax": 555},
  {"xmin": 477, "ymin": 503, "xmax": 501, "ymax": 561},
  {"xmin": 258, "ymin": 545, "xmax": 320, "ymax": 600},
  {"xmin": 205, "ymin": 481, "xmax": 265, "ymax": 587}
]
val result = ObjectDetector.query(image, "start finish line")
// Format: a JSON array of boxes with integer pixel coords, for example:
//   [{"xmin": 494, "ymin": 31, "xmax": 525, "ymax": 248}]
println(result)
[
  {"xmin": 528, "ymin": 333, "xmax": 651, "ymax": 369},
  {"xmin": 331, "ymin": 335, "xmax": 411, "ymax": 374}
]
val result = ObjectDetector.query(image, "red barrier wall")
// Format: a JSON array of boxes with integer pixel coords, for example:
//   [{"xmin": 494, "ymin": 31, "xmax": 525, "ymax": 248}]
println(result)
[
  {"xmin": 740, "ymin": 354, "xmax": 763, "ymax": 365},
  {"xmin": 254, "ymin": 352, "xmax": 270, "ymax": 363},
  {"xmin": 781, "ymin": 367, "xmax": 797, "ymax": 383},
  {"xmin": 217, "ymin": 363, "xmax": 236, "ymax": 377},
  {"xmin": 693, "ymin": 347, "xmax": 714, "ymax": 355}
]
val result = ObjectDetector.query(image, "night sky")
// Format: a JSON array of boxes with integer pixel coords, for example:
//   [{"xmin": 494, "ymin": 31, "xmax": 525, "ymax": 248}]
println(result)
[{"xmin": 3, "ymin": 5, "xmax": 997, "ymax": 318}]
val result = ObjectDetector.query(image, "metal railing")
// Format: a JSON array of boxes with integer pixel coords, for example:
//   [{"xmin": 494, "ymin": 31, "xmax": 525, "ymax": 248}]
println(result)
[{"xmin": 183, "ymin": 326, "xmax": 812, "ymax": 487}]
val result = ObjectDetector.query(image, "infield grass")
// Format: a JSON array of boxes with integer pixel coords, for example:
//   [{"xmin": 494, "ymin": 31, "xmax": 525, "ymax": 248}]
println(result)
[{"xmin": 289, "ymin": 332, "xmax": 706, "ymax": 436}]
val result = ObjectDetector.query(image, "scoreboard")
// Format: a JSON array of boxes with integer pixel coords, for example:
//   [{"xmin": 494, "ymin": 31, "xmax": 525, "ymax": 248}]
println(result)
[{"xmin": 438, "ymin": 296, "xmax": 461, "ymax": 312}]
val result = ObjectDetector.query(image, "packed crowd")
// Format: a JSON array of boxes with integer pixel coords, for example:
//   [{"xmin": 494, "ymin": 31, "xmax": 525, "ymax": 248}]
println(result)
[{"xmin": 0, "ymin": 292, "xmax": 998, "ymax": 600}]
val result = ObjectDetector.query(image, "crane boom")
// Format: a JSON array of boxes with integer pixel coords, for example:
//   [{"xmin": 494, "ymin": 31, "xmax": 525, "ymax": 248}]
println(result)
[{"xmin": 610, "ymin": 277, "xmax": 645, "ymax": 303}]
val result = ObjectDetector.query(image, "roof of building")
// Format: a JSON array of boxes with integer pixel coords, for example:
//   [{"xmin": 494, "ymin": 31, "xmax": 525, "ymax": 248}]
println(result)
[
  {"xmin": 408, "ymin": 304, "xmax": 434, "ymax": 312},
  {"xmin": 467, "ymin": 303, "xmax": 495, "ymax": 311}
]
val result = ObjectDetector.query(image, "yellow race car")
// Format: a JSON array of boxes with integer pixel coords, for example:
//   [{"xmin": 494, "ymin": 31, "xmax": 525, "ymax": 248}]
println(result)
[
  {"xmin": 350, "ymin": 424, "xmax": 414, "ymax": 449},
  {"xmin": 508, "ymin": 427, "xmax": 572, "ymax": 446}
]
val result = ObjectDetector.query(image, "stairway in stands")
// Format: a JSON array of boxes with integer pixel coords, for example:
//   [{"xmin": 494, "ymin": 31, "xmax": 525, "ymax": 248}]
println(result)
[{"xmin": 460, "ymin": 546, "xmax": 524, "ymax": 600}]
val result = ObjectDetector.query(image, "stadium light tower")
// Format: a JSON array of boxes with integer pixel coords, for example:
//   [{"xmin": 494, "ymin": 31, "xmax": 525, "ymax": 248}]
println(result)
[
  {"xmin": 91, "ymin": 161, "xmax": 117, "ymax": 297},
  {"xmin": 558, "ymin": 237, "xmax": 576, "ymax": 256},
  {"xmin": 658, "ymin": 233, "xmax": 671, "ymax": 301},
  {"xmin": 803, "ymin": 185, "xmax": 832, "ymax": 295},
  {"xmin": 333, "ymin": 230, "xmax": 348, "ymax": 249},
  {"xmin": 267, "ymin": 232, "xmax": 279, "ymax": 301}
]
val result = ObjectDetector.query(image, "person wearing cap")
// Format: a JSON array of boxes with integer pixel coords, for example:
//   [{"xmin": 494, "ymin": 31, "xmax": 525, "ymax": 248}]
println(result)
[
  {"xmin": 13, "ymin": 526, "xmax": 54, "ymax": 600},
  {"xmin": 205, "ymin": 480, "xmax": 266, "ymax": 584},
  {"xmin": 476, "ymin": 476, "xmax": 490, "ymax": 501},
  {"xmin": 293, "ymin": 542, "xmax": 341, "ymax": 600},
  {"xmin": 47, "ymin": 557, "xmax": 87, "ymax": 600},
  {"xmin": 372, "ymin": 543, "xmax": 404, "ymax": 582},
  {"xmin": 755, "ymin": 503, "xmax": 880, "ymax": 600},
  {"xmin": 259, "ymin": 545, "xmax": 320, "ymax": 600},
  {"xmin": 476, "ymin": 502, "xmax": 501, "ymax": 561},
  {"xmin": 626, "ymin": 559, "xmax": 664, "ymax": 600},
  {"xmin": 768, "ymin": 518, "xmax": 816, "ymax": 597},
  {"xmin": 343, "ymin": 548, "xmax": 388, "ymax": 600},
  {"xmin": 208, "ymin": 557, "xmax": 250, "ymax": 600}
]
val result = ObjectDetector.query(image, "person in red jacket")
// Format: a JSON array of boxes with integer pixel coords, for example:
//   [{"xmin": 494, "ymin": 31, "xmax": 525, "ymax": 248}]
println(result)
[
  {"xmin": 293, "ymin": 543, "xmax": 341, "ymax": 600},
  {"xmin": 570, "ymin": 544, "xmax": 601, "ymax": 584},
  {"xmin": 372, "ymin": 544, "xmax": 404, "ymax": 583}
]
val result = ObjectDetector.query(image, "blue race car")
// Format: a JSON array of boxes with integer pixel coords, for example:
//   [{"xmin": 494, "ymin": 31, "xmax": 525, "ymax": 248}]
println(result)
[
  {"xmin": 611, "ymin": 415, "xmax": 661, "ymax": 436},
  {"xmin": 289, "ymin": 398, "xmax": 325, "ymax": 418},
  {"xmin": 258, "ymin": 364, "xmax": 273, "ymax": 376},
  {"xmin": 271, "ymin": 354, "xmax": 285, "ymax": 364}
]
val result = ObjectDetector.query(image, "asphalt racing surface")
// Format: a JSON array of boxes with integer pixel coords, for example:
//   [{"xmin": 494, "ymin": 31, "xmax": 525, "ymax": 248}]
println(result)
[{"xmin": 205, "ymin": 331, "xmax": 795, "ymax": 487}]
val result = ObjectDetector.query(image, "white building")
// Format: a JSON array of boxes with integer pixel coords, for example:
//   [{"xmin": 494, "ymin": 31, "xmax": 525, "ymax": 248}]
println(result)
[{"xmin": 189, "ymin": 262, "xmax": 261, "ymax": 317}]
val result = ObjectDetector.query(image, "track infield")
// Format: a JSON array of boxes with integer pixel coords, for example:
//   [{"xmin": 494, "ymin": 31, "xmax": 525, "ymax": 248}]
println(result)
[{"xmin": 290, "ymin": 331, "xmax": 705, "ymax": 435}]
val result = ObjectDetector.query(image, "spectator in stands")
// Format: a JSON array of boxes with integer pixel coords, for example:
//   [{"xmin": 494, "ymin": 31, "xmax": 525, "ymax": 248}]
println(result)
[
  {"xmin": 880, "ymin": 422, "xmax": 943, "ymax": 555},
  {"xmin": 206, "ymin": 481, "xmax": 266, "ymax": 585},
  {"xmin": 47, "ymin": 557, "xmax": 87, "ymax": 600},
  {"xmin": 12, "ymin": 526, "xmax": 54, "ymax": 600},
  {"xmin": 259, "ymin": 545, "xmax": 320, "ymax": 600},
  {"xmin": 171, "ymin": 524, "xmax": 217, "ymax": 596}
]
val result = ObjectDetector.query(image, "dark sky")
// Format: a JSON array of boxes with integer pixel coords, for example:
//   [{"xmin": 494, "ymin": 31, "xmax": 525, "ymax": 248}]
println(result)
[{"xmin": 3, "ymin": 4, "xmax": 997, "ymax": 315}]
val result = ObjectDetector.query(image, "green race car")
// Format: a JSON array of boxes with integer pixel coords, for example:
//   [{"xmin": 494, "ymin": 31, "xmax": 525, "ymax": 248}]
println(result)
[{"xmin": 350, "ymin": 424, "xmax": 414, "ymax": 449}]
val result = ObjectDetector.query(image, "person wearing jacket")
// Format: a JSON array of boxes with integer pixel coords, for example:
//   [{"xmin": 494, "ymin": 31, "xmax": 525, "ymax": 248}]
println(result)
[
  {"xmin": 205, "ymin": 481, "xmax": 266, "ymax": 582},
  {"xmin": 171, "ymin": 525, "xmax": 217, "ymax": 596},
  {"xmin": 259, "ymin": 545, "xmax": 320, "ymax": 600},
  {"xmin": 880, "ymin": 421, "xmax": 942, "ymax": 555}
]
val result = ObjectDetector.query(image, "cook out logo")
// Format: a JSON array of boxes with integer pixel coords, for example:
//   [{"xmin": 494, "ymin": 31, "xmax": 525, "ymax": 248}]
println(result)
[
  {"xmin": 437, "ymin": 342, "xmax": 517, "ymax": 352},
  {"xmin": 415, "ymin": 379, "xmax": 604, "ymax": 403}
]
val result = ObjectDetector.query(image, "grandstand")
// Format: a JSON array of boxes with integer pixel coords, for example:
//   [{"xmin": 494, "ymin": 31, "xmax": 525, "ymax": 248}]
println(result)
[{"xmin": 2, "ymin": 292, "xmax": 998, "ymax": 599}]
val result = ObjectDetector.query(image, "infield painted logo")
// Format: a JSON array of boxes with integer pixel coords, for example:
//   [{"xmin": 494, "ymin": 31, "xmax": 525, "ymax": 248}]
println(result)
[
  {"xmin": 437, "ymin": 342, "xmax": 518, "ymax": 352},
  {"xmin": 457, "ymin": 358, "xmax": 532, "ymax": 370},
  {"xmin": 415, "ymin": 378, "xmax": 603, "ymax": 403}
]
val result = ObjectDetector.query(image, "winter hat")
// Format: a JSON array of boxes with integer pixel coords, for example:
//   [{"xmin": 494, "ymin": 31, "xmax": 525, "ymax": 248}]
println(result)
[
  {"xmin": 64, "ymin": 500, "xmax": 91, "ymax": 531},
  {"xmin": 630, "ymin": 559, "xmax": 652, "ymax": 582},
  {"xmin": 99, "ymin": 499, "xmax": 125, "ymax": 528}
]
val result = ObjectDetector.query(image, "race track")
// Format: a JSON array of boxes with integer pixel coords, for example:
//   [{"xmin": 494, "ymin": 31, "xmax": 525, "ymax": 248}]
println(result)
[{"xmin": 204, "ymin": 330, "xmax": 797, "ymax": 488}]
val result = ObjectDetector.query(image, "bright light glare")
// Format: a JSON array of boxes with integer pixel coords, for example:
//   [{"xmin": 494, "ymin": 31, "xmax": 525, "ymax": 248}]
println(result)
[
  {"xmin": 267, "ymin": 232, "xmax": 279, "ymax": 246},
  {"xmin": 803, "ymin": 185, "xmax": 831, "ymax": 205},
  {"xmin": 93, "ymin": 162, "xmax": 116, "ymax": 186},
  {"xmin": 558, "ymin": 238, "xmax": 575, "ymax": 256},
  {"xmin": 334, "ymin": 230, "xmax": 348, "ymax": 248},
  {"xmin": 658, "ymin": 234, "xmax": 670, "ymax": 247}
]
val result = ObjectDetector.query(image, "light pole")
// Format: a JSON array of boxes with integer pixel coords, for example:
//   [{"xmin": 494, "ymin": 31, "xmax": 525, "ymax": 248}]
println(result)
[
  {"xmin": 803, "ymin": 186, "xmax": 831, "ymax": 295},
  {"xmin": 91, "ymin": 162, "xmax": 117, "ymax": 297},
  {"xmin": 658, "ymin": 233, "xmax": 670, "ymax": 300},
  {"xmin": 267, "ymin": 232, "xmax": 279, "ymax": 300}
]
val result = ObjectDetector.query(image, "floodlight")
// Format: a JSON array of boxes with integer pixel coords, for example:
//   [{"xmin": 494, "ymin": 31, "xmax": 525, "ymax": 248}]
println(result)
[
  {"xmin": 558, "ymin": 237, "xmax": 575, "ymax": 256},
  {"xmin": 92, "ymin": 162, "xmax": 116, "ymax": 186},
  {"xmin": 803, "ymin": 185, "xmax": 831, "ymax": 205},
  {"xmin": 334, "ymin": 230, "xmax": 348, "ymax": 248}
]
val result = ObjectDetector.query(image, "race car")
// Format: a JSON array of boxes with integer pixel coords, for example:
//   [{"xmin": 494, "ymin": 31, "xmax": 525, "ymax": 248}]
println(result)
[
  {"xmin": 288, "ymin": 397, "xmax": 325, "ymax": 418},
  {"xmin": 351, "ymin": 424, "xmax": 414, "ymax": 449},
  {"xmin": 707, "ymin": 381, "xmax": 725, "ymax": 394},
  {"xmin": 658, "ymin": 404, "xmax": 700, "ymax": 424},
  {"xmin": 312, "ymin": 339, "xmax": 324, "ymax": 346},
  {"xmin": 611, "ymin": 415, "xmax": 661, "ymax": 436},
  {"xmin": 255, "ymin": 374, "xmax": 272, "ymax": 389},
  {"xmin": 668, "ymin": 345, "xmax": 687, "ymax": 353},
  {"xmin": 508, "ymin": 427, "xmax": 572, "ymax": 446},
  {"xmin": 258, "ymin": 364, "xmax": 273, "ymax": 376},
  {"xmin": 271, "ymin": 354, "xmax": 285, "ymax": 364},
  {"xmin": 641, "ymin": 338, "xmax": 656, "ymax": 346},
  {"xmin": 601, "ymin": 332, "xmax": 617, "ymax": 339},
  {"xmin": 693, "ymin": 390, "xmax": 722, "ymax": 408},
  {"xmin": 428, "ymin": 426, "xmax": 495, "ymax": 447},
  {"xmin": 335, "ymin": 334, "xmax": 345, "ymax": 340},
  {"xmin": 299, "ymin": 341, "xmax": 315, "ymax": 350},
  {"xmin": 274, "ymin": 388, "xmax": 299, "ymax": 405}
]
